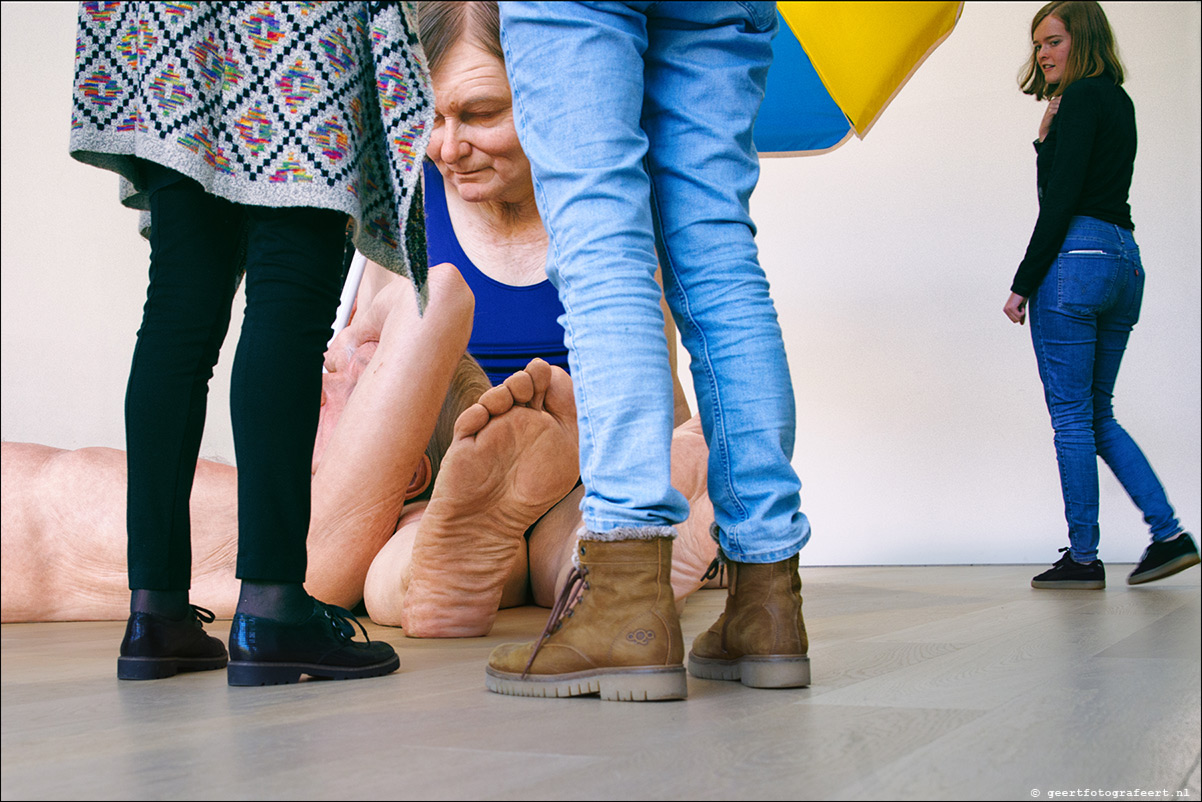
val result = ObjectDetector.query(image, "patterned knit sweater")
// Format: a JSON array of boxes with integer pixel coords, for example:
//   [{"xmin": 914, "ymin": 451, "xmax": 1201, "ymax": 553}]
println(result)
[{"xmin": 70, "ymin": 1, "xmax": 433, "ymax": 298}]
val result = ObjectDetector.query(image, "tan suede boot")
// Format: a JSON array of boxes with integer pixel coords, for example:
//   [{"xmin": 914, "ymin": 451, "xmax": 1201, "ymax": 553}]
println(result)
[
  {"xmin": 486, "ymin": 536, "xmax": 687, "ymax": 701},
  {"xmin": 688, "ymin": 553, "xmax": 810, "ymax": 688}
]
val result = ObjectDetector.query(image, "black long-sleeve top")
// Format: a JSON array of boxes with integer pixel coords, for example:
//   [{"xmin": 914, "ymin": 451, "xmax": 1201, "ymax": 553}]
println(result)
[{"xmin": 1011, "ymin": 75, "xmax": 1136, "ymax": 298}]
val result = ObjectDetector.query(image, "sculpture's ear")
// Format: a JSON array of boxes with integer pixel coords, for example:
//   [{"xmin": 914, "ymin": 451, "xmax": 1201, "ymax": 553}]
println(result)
[{"xmin": 405, "ymin": 454, "xmax": 433, "ymax": 500}]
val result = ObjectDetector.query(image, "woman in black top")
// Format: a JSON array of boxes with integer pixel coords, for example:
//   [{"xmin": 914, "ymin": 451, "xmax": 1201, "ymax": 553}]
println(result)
[{"xmin": 1005, "ymin": 1, "xmax": 1197, "ymax": 589}]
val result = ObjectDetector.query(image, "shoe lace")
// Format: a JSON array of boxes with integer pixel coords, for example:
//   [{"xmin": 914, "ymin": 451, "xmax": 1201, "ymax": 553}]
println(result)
[
  {"xmin": 316, "ymin": 601, "xmax": 371, "ymax": 643},
  {"xmin": 1052, "ymin": 547, "xmax": 1101, "ymax": 569},
  {"xmin": 522, "ymin": 563, "xmax": 590, "ymax": 678},
  {"xmin": 190, "ymin": 605, "xmax": 217, "ymax": 625}
]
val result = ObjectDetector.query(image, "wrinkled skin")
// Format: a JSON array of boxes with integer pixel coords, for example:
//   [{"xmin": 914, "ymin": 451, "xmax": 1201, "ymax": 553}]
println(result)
[
  {"xmin": 2, "ymin": 263, "xmax": 473, "ymax": 622},
  {"xmin": 2, "ymin": 271, "xmax": 718, "ymax": 630}
]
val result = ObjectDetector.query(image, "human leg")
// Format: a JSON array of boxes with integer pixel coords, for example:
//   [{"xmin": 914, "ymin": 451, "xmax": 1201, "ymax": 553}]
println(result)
[
  {"xmin": 126, "ymin": 164, "xmax": 241, "ymax": 601},
  {"xmin": 1089, "ymin": 238, "xmax": 1182, "ymax": 544},
  {"xmin": 230, "ymin": 203, "xmax": 347, "ymax": 591},
  {"xmin": 225, "ymin": 203, "xmax": 400, "ymax": 685},
  {"xmin": 2, "ymin": 444, "xmax": 147, "ymax": 622},
  {"xmin": 125, "ymin": 452, "xmax": 242, "ymax": 677},
  {"xmin": 494, "ymin": 2, "xmax": 802, "ymax": 697},
  {"xmin": 502, "ymin": 2, "xmax": 685, "ymax": 538},
  {"xmin": 0, "ymin": 269, "xmax": 473, "ymax": 626},
  {"xmin": 491, "ymin": 1, "xmax": 688, "ymax": 698},
  {"xmin": 526, "ymin": 485, "xmax": 586, "ymax": 608},
  {"xmin": 119, "ymin": 165, "xmax": 244, "ymax": 677},
  {"xmin": 1082, "ymin": 232, "xmax": 1198, "ymax": 585},
  {"xmin": 1027, "ymin": 219, "xmax": 1120, "ymax": 568},
  {"xmin": 640, "ymin": 2, "xmax": 807, "ymax": 565},
  {"xmin": 1092, "ymin": 274, "xmax": 1199, "ymax": 583},
  {"xmin": 358, "ymin": 368, "xmax": 711, "ymax": 640},
  {"xmin": 632, "ymin": 3, "xmax": 810, "ymax": 687},
  {"xmin": 0, "ymin": 440, "xmax": 250, "ymax": 623}
]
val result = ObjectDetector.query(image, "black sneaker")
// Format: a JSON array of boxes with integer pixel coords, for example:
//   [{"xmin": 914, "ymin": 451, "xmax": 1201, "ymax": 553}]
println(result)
[
  {"xmin": 1128, "ymin": 532, "xmax": 1200, "ymax": 585},
  {"xmin": 1031, "ymin": 548, "xmax": 1105, "ymax": 589}
]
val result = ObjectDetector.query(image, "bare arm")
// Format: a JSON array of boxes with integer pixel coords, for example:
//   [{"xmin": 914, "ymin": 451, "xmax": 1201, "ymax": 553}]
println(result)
[
  {"xmin": 304, "ymin": 263, "xmax": 475, "ymax": 608},
  {"xmin": 357, "ymin": 258, "xmax": 403, "ymax": 315}
]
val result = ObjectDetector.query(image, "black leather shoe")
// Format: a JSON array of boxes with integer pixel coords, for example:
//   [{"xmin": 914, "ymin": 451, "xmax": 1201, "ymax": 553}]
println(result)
[
  {"xmin": 117, "ymin": 605, "xmax": 229, "ymax": 680},
  {"xmin": 227, "ymin": 599, "xmax": 399, "ymax": 686}
]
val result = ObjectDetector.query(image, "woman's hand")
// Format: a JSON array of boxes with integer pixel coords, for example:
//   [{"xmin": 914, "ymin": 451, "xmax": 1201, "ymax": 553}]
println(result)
[
  {"xmin": 1037, "ymin": 96, "xmax": 1061, "ymax": 142},
  {"xmin": 1004, "ymin": 292, "xmax": 1028, "ymax": 325}
]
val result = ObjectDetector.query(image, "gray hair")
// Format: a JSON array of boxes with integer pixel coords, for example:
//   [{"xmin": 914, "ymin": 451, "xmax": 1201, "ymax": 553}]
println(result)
[{"xmin": 418, "ymin": 1, "xmax": 503, "ymax": 76}]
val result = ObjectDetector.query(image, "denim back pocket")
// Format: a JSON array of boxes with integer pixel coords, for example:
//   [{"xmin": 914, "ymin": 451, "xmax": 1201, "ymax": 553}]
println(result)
[{"xmin": 1055, "ymin": 249, "xmax": 1121, "ymax": 316}]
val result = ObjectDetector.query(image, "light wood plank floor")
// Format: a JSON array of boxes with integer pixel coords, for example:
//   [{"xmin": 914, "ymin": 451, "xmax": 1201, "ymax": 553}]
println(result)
[{"xmin": 3, "ymin": 565, "xmax": 1199, "ymax": 801}]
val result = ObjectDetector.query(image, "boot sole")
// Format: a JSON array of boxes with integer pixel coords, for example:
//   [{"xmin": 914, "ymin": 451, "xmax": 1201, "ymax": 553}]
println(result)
[
  {"xmin": 687, "ymin": 652, "xmax": 811, "ymax": 689},
  {"xmin": 117, "ymin": 654, "xmax": 228, "ymax": 681},
  {"xmin": 1127, "ymin": 552, "xmax": 1201, "ymax": 585},
  {"xmin": 227, "ymin": 654, "xmax": 400, "ymax": 686},
  {"xmin": 485, "ymin": 665, "xmax": 687, "ymax": 701}
]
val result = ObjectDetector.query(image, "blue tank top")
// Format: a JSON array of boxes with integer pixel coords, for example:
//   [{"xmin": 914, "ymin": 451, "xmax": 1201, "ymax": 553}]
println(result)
[{"xmin": 424, "ymin": 160, "xmax": 568, "ymax": 386}]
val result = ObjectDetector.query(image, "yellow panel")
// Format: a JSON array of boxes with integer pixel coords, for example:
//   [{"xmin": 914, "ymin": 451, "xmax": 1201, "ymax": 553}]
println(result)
[{"xmin": 779, "ymin": 1, "xmax": 962, "ymax": 137}]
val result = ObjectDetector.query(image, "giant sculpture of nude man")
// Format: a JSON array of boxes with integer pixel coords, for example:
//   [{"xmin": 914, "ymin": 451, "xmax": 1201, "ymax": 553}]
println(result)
[{"xmin": 1, "ymin": 262, "xmax": 717, "ymax": 635}]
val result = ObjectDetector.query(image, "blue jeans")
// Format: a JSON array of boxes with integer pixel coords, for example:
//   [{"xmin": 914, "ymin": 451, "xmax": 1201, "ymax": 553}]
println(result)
[
  {"xmin": 1029, "ymin": 216, "xmax": 1180, "ymax": 563},
  {"xmin": 499, "ymin": 1, "xmax": 809, "ymax": 562}
]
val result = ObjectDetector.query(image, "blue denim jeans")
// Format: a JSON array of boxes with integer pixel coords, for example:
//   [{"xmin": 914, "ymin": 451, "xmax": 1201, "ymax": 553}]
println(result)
[
  {"xmin": 499, "ymin": 1, "xmax": 809, "ymax": 562},
  {"xmin": 1029, "ymin": 216, "xmax": 1180, "ymax": 563}
]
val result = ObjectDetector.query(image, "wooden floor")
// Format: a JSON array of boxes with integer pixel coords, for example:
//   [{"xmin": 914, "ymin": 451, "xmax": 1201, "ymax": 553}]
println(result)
[{"xmin": 2, "ymin": 565, "xmax": 1199, "ymax": 801}]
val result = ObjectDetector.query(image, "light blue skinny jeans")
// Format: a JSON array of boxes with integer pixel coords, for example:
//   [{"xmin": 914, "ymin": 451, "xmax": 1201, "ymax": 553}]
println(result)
[
  {"xmin": 498, "ymin": 1, "xmax": 809, "ymax": 562},
  {"xmin": 1029, "ymin": 216, "xmax": 1180, "ymax": 564}
]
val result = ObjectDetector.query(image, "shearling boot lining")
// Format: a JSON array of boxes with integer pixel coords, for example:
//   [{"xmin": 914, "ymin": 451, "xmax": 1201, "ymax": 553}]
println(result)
[{"xmin": 579, "ymin": 526, "xmax": 677, "ymax": 543}]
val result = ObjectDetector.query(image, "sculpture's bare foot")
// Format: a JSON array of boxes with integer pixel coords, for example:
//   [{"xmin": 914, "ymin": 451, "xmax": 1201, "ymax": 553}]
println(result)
[
  {"xmin": 668, "ymin": 416, "xmax": 719, "ymax": 604},
  {"xmin": 528, "ymin": 416, "xmax": 718, "ymax": 613},
  {"xmin": 401, "ymin": 358, "xmax": 579, "ymax": 637}
]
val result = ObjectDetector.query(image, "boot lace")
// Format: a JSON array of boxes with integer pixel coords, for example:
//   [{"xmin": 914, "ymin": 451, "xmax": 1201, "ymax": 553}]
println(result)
[
  {"xmin": 522, "ymin": 564, "xmax": 590, "ymax": 678},
  {"xmin": 701, "ymin": 558, "xmax": 726, "ymax": 588}
]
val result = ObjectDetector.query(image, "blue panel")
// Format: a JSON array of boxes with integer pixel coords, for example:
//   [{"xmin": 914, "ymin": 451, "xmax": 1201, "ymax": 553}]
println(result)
[{"xmin": 755, "ymin": 11, "xmax": 852, "ymax": 154}]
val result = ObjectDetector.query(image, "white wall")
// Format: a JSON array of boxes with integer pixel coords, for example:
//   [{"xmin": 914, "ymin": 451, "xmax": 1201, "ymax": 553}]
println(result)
[{"xmin": 3, "ymin": 2, "xmax": 1199, "ymax": 566}]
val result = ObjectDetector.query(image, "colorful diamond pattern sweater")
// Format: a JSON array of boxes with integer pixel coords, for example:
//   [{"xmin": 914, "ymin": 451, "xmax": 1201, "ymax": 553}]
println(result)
[{"xmin": 70, "ymin": 1, "xmax": 434, "ymax": 298}]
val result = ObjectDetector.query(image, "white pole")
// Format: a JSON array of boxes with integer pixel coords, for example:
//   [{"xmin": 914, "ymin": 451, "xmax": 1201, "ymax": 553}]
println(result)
[{"xmin": 329, "ymin": 250, "xmax": 367, "ymax": 347}]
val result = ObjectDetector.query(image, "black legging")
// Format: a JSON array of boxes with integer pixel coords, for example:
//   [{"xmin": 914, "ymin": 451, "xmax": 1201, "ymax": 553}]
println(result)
[{"xmin": 126, "ymin": 163, "xmax": 347, "ymax": 590}]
